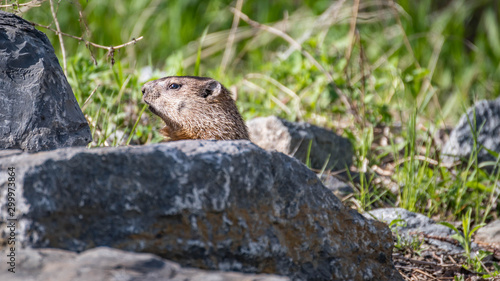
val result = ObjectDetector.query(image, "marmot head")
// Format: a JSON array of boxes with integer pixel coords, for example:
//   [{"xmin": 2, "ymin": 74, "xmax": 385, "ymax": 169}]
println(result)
[{"xmin": 142, "ymin": 76, "xmax": 249, "ymax": 141}]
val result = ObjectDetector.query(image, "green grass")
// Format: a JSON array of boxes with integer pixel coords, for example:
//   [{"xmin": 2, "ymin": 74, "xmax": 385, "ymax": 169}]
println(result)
[
  {"xmin": 3, "ymin": 0, "xmax": 499, "ymax": 227},
  {"xmin": 439, "ymin": 208, "xmax": 494, "ymax": 276}
]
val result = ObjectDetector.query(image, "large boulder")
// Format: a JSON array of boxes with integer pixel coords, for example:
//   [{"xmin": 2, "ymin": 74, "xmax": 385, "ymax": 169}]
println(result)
[
  {"xmin": 0, "ymin": 247, "xmax": 289, "ymax": 281},
  {"xmin": 247, "ymin": 116, "xmax": 352, "ymax": 171},
  {"xmin": 0, "ymin": 11, "xmax": 91, "ymax": 152},
  {"xmin": 0, "ymin": 140, "xmax": 402, "ymax": 280},
  {"xmin": 442, "ymin": 97, "xmax": 500, "ymax": 168}
]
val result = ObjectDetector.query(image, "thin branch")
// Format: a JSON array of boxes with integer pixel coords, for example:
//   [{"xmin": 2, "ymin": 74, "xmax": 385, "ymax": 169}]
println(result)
[
  {"xmin": 32, "ymin": 21, "xmax": 143, "ymax": 52},
  {"xmin": 394, "ymin": 155, "xmax": 440, "ymax": 167},
  {"xmin": 49, "ymin": 0, "xmax": 67, "ymax": 76},
  {"xmin": 0, "ymin": 0, "xmax": 44, "ymax": 8}
]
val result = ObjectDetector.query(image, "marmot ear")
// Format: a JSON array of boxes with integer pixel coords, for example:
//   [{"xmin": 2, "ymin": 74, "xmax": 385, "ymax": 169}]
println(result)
[{"xmin": 203, "ymin": 80, "xmax": 222, "ymax": 99}]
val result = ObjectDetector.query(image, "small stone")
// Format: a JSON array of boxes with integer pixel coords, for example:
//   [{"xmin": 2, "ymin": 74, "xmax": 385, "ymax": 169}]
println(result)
[
  {"xmin": 367, "ymin": 208, "xmax": 465, "ymax": 254},
  {"xmin": 475, "ymin": 219, "xmax": 500, "ymax": 244},
  {"xmin": 442, "ymin": 97, "xmax": 500, "ymax": 169},
  {"xmin": 320, "ymin": 173, "xmax": 354, "ymax": 197}
]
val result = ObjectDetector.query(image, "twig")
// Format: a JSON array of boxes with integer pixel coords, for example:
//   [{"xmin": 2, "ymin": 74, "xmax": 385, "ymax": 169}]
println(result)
[
  {"xmin": 32, "ymin": 21, "xmax": 143, "ymax": 56},
  {"xmin": 478, "ymin": 258, "xmax": 492, "ymax": 276},
  {"xmin": 221, "ymin": 0, "xmax": 244, "ymax": 72},
  {"xmin": 394, "ymin": 155, "xmax": 439, "ymax": 167},
  {"xmin": 49, "ymin": 0, "xmax": 67, "ymax": 76},
  {"xmin": 396, "ymin": 270, "xmax": 411, "ymax": 281},
  {"xmin": 448, "ymin": 255, "xmax": 459, "ymax": 266},
  {"xmin": 413, "ymin": 268, "xmax": 438, "ymax": 280},
  {"xmin": 232, "ymin": 8, "xmax": 354, "ymax": 113},
  {"xmin": 397, "ymin": 256, "xmax": 440, "ymax": 267},
  {"xmin": 0, "ymin": 0, "xmax": 44, "ymax": 8},
  {"xmin": 371, "ymin": 164, "xmax": 393, "ymax": 177}
]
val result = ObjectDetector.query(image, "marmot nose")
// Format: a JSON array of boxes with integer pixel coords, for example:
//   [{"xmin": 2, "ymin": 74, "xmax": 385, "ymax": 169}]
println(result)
[{"xmin": 142, "ymin": 81, "xmax": 155, "ymax": 96}]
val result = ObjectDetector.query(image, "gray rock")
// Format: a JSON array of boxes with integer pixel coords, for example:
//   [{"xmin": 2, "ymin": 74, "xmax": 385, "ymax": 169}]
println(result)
[
  {"xmin": 0, "ymin": 140, "xmax": 402, "ymax": 281},
  {"xmin": 0, "ymin": 11, "xmax": 91, "ymax": 152},
  {"xmin": 475, "ymin": 219, "xmax": 500, "ymax": 244},
  {"xmin": 367, "ymin": 208, "xmax": 465, "ymax": 254},
  {"xmin": 320, "ymin": 173, "xmax": 354, "ymax": 197},
  {"xmin": 442, "ymin": 97, "xmax": 500, "ymax": 168},
  {"xmin": 0, "ymin": 247, "xmax": 289, "ymax": 281},
  {"xmin": 247, "ymin": 116, "xmax": 352, "ymax": 171}
]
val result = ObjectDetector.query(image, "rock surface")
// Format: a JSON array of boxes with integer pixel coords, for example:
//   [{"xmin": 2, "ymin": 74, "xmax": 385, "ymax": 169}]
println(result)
[
  {"xmin": 320, "ymin": 173, "xmax": 354, "ymax": 197},
  {"xmin": 0, "ymin": 247, "xmax": 289, "ymax": 281},
  {"xmin": 247, "ymin": 116, "xmax": 352, "ymax": 171},
  {"xmin": 367, "ymin": 208, "xmax": 473, "ymax": 254},
  {"xmin": 0, "ymin": 140, "xmax": 402, "ymax": 280},
  {"xmin": 0, "ymin": 11, "xmax": 91, "ymax": 152},
  {"xmin": 442, "ymin": 97, "xmax": 500, "ymax": 168},
  {"xmin": 475, "ymin": 219, "xmax": 500, "ymax": 244}
]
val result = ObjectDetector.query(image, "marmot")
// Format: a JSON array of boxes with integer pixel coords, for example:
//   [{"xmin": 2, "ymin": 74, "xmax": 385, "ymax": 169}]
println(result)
[{"xmin": 142, "ymin": 76, "xmax": 249, "ymax": 141}]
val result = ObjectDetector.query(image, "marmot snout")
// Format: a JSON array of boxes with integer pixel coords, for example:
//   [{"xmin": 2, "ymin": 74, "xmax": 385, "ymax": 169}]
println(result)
[{"xmin": 142, "ymin": 76, "xmax": 249, "ymax": 141}]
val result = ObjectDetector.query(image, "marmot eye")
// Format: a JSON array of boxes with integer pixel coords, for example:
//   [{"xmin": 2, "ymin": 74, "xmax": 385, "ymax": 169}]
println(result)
[{"xmin": 169, "ymin": 83, "xmax": 181, "ymax": 90}]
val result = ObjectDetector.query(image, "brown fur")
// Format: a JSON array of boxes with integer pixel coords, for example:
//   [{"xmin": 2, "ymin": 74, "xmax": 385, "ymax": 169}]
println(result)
[{"xmin": 142, "ymin": 76, "xmax": 249, "ymax": 141}]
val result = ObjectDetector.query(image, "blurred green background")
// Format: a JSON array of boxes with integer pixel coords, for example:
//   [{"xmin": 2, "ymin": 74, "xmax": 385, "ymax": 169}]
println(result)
[
  {"xmin": 12, "ymin": 0, "xmax": 499, "ymax": 127},
  {"xmin": 2, "ymin": 0, "xmax": 500, "ymax": 221}
]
